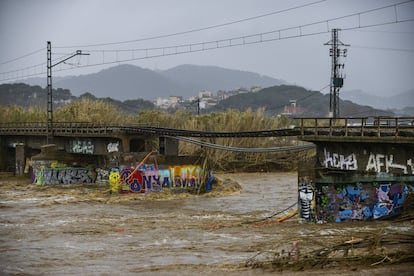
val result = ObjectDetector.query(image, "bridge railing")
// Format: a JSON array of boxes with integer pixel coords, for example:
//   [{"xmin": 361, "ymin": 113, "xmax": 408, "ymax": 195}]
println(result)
[
  {"xmin": 0, "ymin": 121, "xmax": 160, "ymax": 136},
  {"xmin": 294, "ymin": 117, "xmax": 414, "ymax": 138}
]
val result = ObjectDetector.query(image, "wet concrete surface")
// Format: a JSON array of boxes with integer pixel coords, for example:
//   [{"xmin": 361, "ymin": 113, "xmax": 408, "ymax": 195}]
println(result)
[{"xmin": 0, "ymin": 172, "xmax": 413, "ymax": 275}]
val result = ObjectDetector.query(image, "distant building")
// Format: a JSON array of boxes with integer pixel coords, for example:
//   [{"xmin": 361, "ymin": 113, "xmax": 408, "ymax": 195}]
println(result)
[
  {"xmin": 251, "ymin": 86, "xmax": 262, "ymax": 93},
  {"xmin": 155, "ymin": 96, "xmax": 183, "ymax": 109},
  {"xmin": 168, "ymin": 96, "xmax": 183, "ymax": 105},
  {"xmin": 198, "ymin": 90, "xmax": 217, "ymax": 109},
  {"xmin": 282, "ymin": 100, "xmax": 305, "ymax": 116},
  {"xmin": 199, "ymin": 90, "xmax": 213, "ymax": 99}
]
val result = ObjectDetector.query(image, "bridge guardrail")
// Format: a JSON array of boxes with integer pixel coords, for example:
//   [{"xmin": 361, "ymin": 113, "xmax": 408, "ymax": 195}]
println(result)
[
  {"xmin": 0, "ymin": 122, "xmax": 161, "ymax": 136},
  {"xmin": 294, "ymin": 117, "xmax": 414, "ymax": 139},
  {"xmin": 0, "ymin": 118, "xmax": 413, "ymax": 139}
]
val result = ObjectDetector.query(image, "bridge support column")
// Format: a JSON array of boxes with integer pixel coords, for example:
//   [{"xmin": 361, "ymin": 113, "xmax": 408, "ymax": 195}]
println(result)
[
  {"xmin": 15, "ymin": 143, "xmax": 25, "ymax": 176},
  {"xmin": 119, "ymin": 135, "xmax": 130, "ymax": 153},
  {"xmin": 159, "ymin": 137, "xmax": 178, "ymax": 156},
  {"xmin": 298, "ymin": 141, "xmax": 414, "ymax": 223}
]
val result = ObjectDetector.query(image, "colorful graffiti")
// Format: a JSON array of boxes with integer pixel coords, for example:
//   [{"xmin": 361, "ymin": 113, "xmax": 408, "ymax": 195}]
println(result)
[
  {"xmin": 108, "ymin": 165, "xmax": 204, "ymax": 193},
  {"xmin": 33, "ymin": 167, "xmax": 96, "ymax": 185},
  {"xmin": 314, "ymin": 182, "xmax": 413, "ymax": 222},
  {"xmin": 301, "ymin": 143, "xmax": 414, "ymax": 223},
  {"xmin": 31, "ymin": 158, "xmax": 210, "ymax": 193}
]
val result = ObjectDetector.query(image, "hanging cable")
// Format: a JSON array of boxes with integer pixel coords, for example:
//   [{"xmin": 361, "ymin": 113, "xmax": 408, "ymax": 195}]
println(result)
[
  {"xmin": 0, "ymin": 47, "xmax": 44, "ymax": 65},
  {"xmin": 1, "ymin": 0, "xmax": 413, "ymax": 82},
  {"xmin": 167, "ymin": 136, "xmax": 315, "ymax": 152},
  {"xmin": 54, "ymin": 0, "xmax": 328, "ymax": 49}
]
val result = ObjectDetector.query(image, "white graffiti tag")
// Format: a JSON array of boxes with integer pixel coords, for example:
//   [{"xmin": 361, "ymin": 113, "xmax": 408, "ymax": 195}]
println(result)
[
  {"xmin": 322, "ymin": 148, "xmax": 358, "ymax": 170},
  {"xmin": 71, "ymin": 140, "xmax": 94, "ymax": 154},
  {"xmin": 107, "ymin": 142, "xmax": 119, "ymax": 153},
  {"xmin": 366, "ymin": 153, "xmax": 413, "ymax": 174}
]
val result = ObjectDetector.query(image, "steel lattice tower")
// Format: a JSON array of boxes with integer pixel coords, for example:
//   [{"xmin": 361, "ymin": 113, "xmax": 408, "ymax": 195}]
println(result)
[{"xmin": 324, "ymin": 29, "xmax": 349, "ymax": 118}]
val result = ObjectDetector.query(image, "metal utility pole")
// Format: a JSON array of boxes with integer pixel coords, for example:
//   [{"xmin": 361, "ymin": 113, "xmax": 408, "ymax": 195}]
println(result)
[
  {"xmin": 324, "ymin": 29, "xmax": 349, "ymax": 118},
  {"xmin": 46, "ymin": 41, "xmax": 89, "ymax": 144},
  {"xmin": 47, "ymin": 41, "xmax": 52, "ymax": 144}
]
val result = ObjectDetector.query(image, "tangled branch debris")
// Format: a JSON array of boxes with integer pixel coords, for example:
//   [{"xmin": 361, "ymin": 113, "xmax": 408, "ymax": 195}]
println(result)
[{"xmin": 245, "ymin": 231, "xmax": 414, "ymax": 272}]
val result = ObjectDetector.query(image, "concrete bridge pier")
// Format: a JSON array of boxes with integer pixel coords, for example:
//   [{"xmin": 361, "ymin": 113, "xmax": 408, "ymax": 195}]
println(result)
[{"xmin": 15, "ymin": 143, "xmax": 25, "ymax": 176}]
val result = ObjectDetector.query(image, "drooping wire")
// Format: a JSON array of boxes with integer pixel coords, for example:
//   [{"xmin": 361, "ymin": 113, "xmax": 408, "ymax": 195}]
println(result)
[
  {"xmin": 1, "ymin": 0, "xmax": 413, "ymax": 82},
  {"xmin": 0, "ymin": 47, "xmax": 44, "ymax": 65},
  {"xmin": 54, "ymin": 0, "xmax": 328, "ymax": 49},
  {"xmin": 351, "ymin": 45, "xmax": 414, "ymax": 53},
  {"xmin": 167, "ymin": 135, "xmax": 315, "ymax": 153}
]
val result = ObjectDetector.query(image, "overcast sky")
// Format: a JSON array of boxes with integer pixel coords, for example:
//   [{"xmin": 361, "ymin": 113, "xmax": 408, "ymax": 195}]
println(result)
[{"xmin": 1, "ymin": 0, "xmax": 413, "ymax": 97}]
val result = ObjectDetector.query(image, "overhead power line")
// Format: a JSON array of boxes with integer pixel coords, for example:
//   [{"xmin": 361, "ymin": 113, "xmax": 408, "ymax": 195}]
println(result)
[
  {"xmin": 1, "ymin": 0, "xmax": 413, "ymax": 82},
  {"xmin": 351, "ymin": 45, "xmax": 414, "ymax": 53},
  {"xmin": 54, "ymin": 0, "xmax": 327, "ymax": 49},
  {"xmin": 0, "ymin": 47, "xmax": 44, "ymax": 66},
  {"xmin": 351, "ymin": 29, "xmax": 414, "ymax": 35}
]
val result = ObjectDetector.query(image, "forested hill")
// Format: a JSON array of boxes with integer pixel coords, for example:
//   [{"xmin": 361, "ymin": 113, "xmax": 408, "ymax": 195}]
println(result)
[
  {"xmin": 0, "ymin": 83, "xmax": 155, "ymax": 113},
  {"xmin": 19, "ymin": 64, "xmax": 285, "ymax": 101},
  {"xmin": 0, "ymin": 83, "xmax": 394, "ymax": 117},
  {"xmin": 0, "ymin": 83, "xmax": 73, "ymax": 108},
  {"xmin": 211, "ymin": 85, "xmax": 394, "ymax": 117}
]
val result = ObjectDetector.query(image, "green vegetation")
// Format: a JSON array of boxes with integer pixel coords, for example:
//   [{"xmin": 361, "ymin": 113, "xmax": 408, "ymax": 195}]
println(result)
[{"xmin": 0, "ymin": 98, "xmax": 309, "ymax": 171}]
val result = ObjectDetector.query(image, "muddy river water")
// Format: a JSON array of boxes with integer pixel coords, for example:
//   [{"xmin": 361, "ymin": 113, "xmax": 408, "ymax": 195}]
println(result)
[{"xmin": 0, "ymin": 173, "xmax": 413, "ymax": 275}]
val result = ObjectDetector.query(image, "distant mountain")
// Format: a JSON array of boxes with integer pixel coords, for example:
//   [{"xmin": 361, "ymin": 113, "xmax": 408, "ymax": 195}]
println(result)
[
  {"xmin": 19, "ymin": 64, "xmax": 285, "ymax": 101},
  {"xmin": 159, "ymin": 64, "xmax": 284, "ymax": 94},
  {"xmin": 341, "ymin": 89, "xmax": 414, "ymax": 110},
  {"xmin": 54, "ymin": 65, "xmax": 185, "ymax": 101},
  {"xmin": 1, "ymin": 83, "xmax": 395, "ymax": 117},
  {"xmin": 211, "ymin": 85, "xmax": 394, "ymax": 117}
]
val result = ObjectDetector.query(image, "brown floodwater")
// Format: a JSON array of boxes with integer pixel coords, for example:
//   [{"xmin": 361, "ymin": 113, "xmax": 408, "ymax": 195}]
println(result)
[{"xmin": 0, "ymin": 172, "xmax": 413, "ymax": 275}]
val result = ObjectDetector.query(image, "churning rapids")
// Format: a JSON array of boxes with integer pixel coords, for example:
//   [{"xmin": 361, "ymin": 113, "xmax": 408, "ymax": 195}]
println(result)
[{"xmin": 0, "ymin": 173, "xmax": 413, "ymax": 275}]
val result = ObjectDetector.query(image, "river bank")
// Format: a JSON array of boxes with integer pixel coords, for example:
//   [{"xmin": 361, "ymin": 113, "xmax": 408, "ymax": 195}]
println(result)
[{"xmin": 0, "ymin": 172, "xmax": 413, "ymax": 275}]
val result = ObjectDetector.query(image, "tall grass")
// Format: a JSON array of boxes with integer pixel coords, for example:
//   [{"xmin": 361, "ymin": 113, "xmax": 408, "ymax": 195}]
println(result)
[{"xmin": 1, "ymin": 100, "xmax": 307, "ymax": 170}]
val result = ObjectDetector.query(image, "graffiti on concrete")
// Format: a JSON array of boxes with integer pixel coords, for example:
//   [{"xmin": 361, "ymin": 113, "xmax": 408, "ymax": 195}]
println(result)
[
  {"xmin": 109, "ymin": 170, "xmax": 121, "ymax": 193},
  {"xmin": 366, "ymin": 153, "xmax": 413, "ymax": 174},
  {"xmin": 107, "ymin": 142, "xmax": 119, "ymax": 153},
  {"xmin": 298, "ymin": 179, "xmax": 314, "ymax": 222},
  {"xmin": 96, "ymin": 168, "xmax": 109, "ymax": 183},
  {"xmin": 321, "ymin": 147, "xmax": 413, "ymax": 175},
  {"xmin": 315, "ymin": 182, "xmax": 413, "ymax": 222},
  {"xmin": 109, "ymin": 165, "xmax": 204, "ymax": 193},
  {"xmin": 31, "ymin": 159, "xmax": 208, "ymax": 193},
  {"xmin": 33, "ymin": 167, "xmax": 95, "ymax": 185},
  {"xmin": 322, "ymin": 148, "xmax": 358, "ymax": 170},
  {"xmin": 70, "ymin": 139, "xmax": 94, "ymax": 154}
]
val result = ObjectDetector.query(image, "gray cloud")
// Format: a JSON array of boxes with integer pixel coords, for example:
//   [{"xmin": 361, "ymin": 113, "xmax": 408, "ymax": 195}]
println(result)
[{"xmin": 1, "ymin": 0, "xmax": 413, "ymax": 98}]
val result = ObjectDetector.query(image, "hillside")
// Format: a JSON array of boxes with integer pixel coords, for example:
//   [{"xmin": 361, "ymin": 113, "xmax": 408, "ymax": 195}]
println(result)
[
  {"xmin": 1, "ymin": 83, "xmax": 395, "ymax": 118},
  {"xmin": 159, "ymin": 64, "xmax": 284, "ymax": 94},
  {"xmin": 19, "ymin": 64, "xmax": 284, "ymax": 101},
  {"xmin": 0, "ymin": 83, "xmax": 73, "ymax": 108},
  {"xmin": 341, "ymin": 89, "xmax": 414, "ymax": 110},
  {"xmin": 211, "ymin": 85, "xmax": 394, "ymax": 117},
  {"xmin": 0, "ymin": 83, "xmax": 155, "ymax": 113},
  {"xmin": 54, "ymin": 65, "xmax": 185, "ymax": 101}
]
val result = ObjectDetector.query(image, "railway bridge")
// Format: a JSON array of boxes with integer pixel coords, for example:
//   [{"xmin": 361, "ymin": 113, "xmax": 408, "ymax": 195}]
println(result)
[
  {"xmin": 1, "ymin": 116, "xmax": 413, "ymax": 223},
  {"xmin": 0, "ymin": 116, "xmax": 413, "ymax": 172}
]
